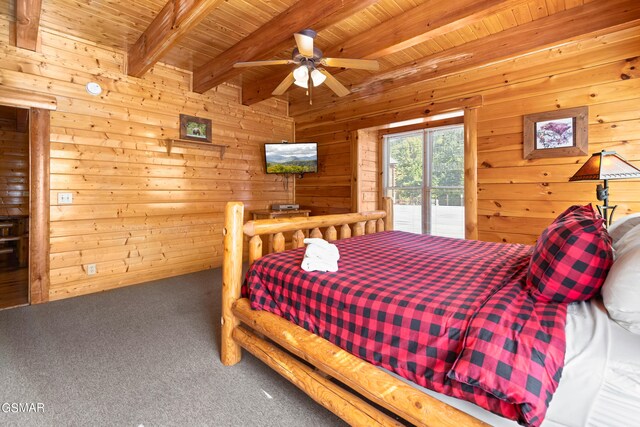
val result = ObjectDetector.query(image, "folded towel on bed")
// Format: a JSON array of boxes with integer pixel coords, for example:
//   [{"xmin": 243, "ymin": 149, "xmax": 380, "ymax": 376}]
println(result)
[
  {"xmin": 301, "ymin": 257, "xmax": 339, "ymax": 272},
  {"xmin": 301, "ymin": 238, "xmax": 340, "ymax": 272},
  {"xmin": 304, "ymin": 241, "xmax": 340, "ymax": 260}
]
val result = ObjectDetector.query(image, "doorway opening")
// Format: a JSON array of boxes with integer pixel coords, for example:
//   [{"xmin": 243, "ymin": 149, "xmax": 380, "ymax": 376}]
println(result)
[
  {"xmin": 0, "ymin": 105, "xmax": 29, "ymax": 309},
  {"xmin": 383, "ymin": 124, "xmax": 465, "ymax": 238}
]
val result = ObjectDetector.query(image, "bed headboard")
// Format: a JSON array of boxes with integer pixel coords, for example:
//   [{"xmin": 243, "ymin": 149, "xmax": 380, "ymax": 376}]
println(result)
[{"xmin": 241, "ymin": 197, "xmax": 393, "ymax": 263}]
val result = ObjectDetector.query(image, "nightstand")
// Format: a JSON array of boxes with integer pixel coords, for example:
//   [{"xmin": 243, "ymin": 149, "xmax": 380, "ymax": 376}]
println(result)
[{"xmin": 250, "ymin": 209, "xmax": 311, "ymax": 253}]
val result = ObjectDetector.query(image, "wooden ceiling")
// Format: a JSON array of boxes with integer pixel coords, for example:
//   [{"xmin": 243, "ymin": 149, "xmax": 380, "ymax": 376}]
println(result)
[{"xmin": 9, "ymin": 0, "xmax": 640, "ymax": 116}]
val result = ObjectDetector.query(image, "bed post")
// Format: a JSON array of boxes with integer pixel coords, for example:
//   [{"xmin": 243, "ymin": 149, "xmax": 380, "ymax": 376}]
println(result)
[
  {"xmin": 221, "ymin": 201, "xmax": 244, "ymax": 365},
  {"xmin": 382, "ymin": 197, "xmax": 393, "ymax": 231}
]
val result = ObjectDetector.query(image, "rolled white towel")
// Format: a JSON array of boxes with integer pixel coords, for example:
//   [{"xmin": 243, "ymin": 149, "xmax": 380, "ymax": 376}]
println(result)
[
  {"xmin": 305, "ymin": 242, "xmax": 339, "ymax": 261},
  {"xmin": 303, "ymin": 238, "xmax": 331, "ymax": 247},
  {"xmin": 300, "ymin": 238, "xmax": 340, "ymax": 272},
  {"xmin": 301, "ymin": 256, "xmax": 338, "ymax": 272}
]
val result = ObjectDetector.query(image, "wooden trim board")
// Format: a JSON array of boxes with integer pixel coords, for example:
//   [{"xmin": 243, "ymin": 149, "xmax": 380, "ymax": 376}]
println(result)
[{"xmin": 29, "ymin": 107, "xmax": 50, "ymax": 303}]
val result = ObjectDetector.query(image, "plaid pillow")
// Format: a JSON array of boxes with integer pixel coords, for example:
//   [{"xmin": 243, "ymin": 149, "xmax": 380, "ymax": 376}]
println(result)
[
  {"xmin": 527, "ymin": 205, "xmax": 613, "ymax": 303},
  {"xmin": 553, "ymin": 204, "xmax": 584, "ymax": 221}
]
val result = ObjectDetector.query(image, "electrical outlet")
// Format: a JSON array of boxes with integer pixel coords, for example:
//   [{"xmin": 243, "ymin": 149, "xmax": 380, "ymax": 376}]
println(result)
[
  {"xmin": 86, "ymin": 263, "xmax": 97, "ymax": 275},
  {"xmin": 57, "ymin": 192, "xmax": 73, "ymax": 204}
]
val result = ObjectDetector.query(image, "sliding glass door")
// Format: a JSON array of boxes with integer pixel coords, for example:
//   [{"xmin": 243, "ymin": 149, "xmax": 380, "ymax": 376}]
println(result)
[{"xmin": 383, "ymin": 125, "xmax": 465, "ymax": 238}]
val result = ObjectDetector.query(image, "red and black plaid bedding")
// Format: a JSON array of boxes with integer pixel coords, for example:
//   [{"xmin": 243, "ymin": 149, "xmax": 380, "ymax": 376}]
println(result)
[{"xmin": 243, "ymin": 231, "xmax": 567, "ymax": 426}]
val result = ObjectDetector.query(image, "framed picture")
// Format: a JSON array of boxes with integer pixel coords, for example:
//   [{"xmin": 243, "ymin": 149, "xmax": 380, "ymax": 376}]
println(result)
[
  {"xmin": 523, "ymin": 106, "xmax": 588, "ymax": 159},
  {"xmin": 179, "ymin": 114, "xmax": 212, "ymax": 143}
]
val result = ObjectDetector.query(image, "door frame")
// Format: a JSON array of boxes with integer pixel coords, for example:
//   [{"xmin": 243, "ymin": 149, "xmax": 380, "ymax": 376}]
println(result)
[
  {"xmin": 382, "ymin": 124, "xmax": 466, "ymax": 236},
  {"xmin": 375, "ymin": 108, "xmax": 478, "ymax": 240},
  {"xmin": 0, "ymin": 87, "xmax": 56, "ymax": 304},
  {"xmin": 29, "ymin": 108, "xmax": 51, "ymax": 304}
]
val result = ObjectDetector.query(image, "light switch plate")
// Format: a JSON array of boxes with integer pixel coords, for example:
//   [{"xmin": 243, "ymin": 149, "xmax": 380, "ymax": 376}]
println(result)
[{"xmin": 57, "ymin": 192, "xmax": 73, "ymax": 204}]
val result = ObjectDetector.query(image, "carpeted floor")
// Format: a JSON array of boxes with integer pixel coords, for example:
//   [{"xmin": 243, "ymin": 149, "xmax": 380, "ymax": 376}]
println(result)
[{"xmin": 0, "ymin": 269, "xmax": 345, "ymax": 426}]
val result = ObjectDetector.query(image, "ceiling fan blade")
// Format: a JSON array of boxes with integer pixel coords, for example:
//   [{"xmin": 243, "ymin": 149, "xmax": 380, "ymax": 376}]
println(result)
[
  {"xmin": 294, "ymin": 32, "xmax": 314, "ymax": 57},
  {"xmin": 272, "ymin": 72, "xmax": 296, "ymax": 96},
  {"xmin": 234, "ymin": 59, "xmax": 294, "ymax": 68},
  {"xmin": 321, "ymin": 57, "xmax": 380, "ymax": 71},
  {"xmin": 317, "ymin": 69, "xmax": 350, "ymax": 97}
]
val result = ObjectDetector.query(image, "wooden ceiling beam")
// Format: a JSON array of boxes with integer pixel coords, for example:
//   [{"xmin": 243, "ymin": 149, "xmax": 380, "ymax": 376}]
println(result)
[
  {"xmin": 241, "ymin": 0, "xmax": 526, "ymax": 106},
  {"xmin": 192, "ymin": 0, "xmax": 378, "ymax": 94},
  {"xmin": 297, "ymin": 96, "xmax": 482, "ymax": 138},
  {"xmin": 293, "ymin": 0, "xmax": 640, "ymax": 118},
  {"xmin": 127, "ymin": 0, "xmax": 224, "ymax": 78},
  {"xmin": 335, "ymin": 0, "xmax": 526, "ymax": 60},
  {"xmin": 15, "ymin": 0, "xmax": 42, "ymax": 51}
]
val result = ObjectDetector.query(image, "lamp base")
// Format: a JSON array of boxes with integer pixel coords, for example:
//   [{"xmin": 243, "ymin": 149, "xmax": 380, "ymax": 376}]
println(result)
[{"xmin": 596, "ymin": 204, "xmax": 617, "ymax": 227}]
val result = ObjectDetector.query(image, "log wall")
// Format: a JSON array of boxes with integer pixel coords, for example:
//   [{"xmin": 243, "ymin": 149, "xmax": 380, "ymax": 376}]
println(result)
[
  {"xmin": 296, "ymin": 131, "xmax": 352, "ymax": 215},
  {"xmin": 0, "ymin": 16, "xmax": 293, "ymax": 300},
  {"xmin": 356, "ymin": 129, "xmax": 380, "ymax": 212},
  {"xmin": 0, "ymin": 110, "xmax": 29, "ymax": 217},
  {"xmin": 295, "ymin": 25, "xmax": 640, "ymax": 244}
]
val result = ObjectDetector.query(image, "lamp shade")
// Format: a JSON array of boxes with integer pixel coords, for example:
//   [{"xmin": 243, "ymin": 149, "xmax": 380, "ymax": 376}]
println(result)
[{"xmin": 569, "ymin": 150, "xmax": 640, "ymax": 181}]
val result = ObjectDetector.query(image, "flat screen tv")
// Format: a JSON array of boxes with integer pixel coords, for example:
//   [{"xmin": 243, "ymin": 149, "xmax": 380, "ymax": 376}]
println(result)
[{"xmin": 264, "ymin": 142, "xmax": 318, "ymax": 174}]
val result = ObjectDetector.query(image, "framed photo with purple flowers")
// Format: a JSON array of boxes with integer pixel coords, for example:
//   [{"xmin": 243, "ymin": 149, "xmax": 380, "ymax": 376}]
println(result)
[{"xmin": 523, "ymin": 106, "xmax": 588, "ymax": 159}]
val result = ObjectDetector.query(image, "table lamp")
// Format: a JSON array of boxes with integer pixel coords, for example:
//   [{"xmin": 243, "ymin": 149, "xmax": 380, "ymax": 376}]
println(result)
[{"xmin": 569, "ymin": 150, "xmax": 640, "ymax": 226}]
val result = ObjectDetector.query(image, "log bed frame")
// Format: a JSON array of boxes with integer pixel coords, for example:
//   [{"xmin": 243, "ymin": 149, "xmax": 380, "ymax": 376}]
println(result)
[{"xmin": 221, "ymin": 198, "xmax": 489, "ymax": 427}]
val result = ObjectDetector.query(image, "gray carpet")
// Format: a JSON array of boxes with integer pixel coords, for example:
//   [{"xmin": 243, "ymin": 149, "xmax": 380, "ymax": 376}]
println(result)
[{"xmin": 0, "ymin": 269, "xmax": 345, "ymax": 426}]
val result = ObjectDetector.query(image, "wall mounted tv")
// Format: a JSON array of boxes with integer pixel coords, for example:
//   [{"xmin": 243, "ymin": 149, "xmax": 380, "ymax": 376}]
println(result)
[{"xmin": 264, "ymin": 142, "xmax": 318, "ymax": 174}]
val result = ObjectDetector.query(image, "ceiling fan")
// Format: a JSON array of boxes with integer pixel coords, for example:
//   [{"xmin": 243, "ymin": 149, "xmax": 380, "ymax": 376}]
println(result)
[{"xmin": 233, "ymin": 29, "xmax": 379, "ymax": 104}]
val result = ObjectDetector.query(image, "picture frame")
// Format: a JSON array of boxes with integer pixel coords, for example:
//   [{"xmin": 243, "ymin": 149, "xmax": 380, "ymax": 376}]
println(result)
[
  {"xmin": 179, "ymin": 114, "xmax": 212, "ymax": 143},
  {"xmin": 523, "ymin": 106, "xmax": 588, "ymax": 159}
]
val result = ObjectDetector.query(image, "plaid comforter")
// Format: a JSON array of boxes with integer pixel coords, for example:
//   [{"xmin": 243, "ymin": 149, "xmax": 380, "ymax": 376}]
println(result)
[{"xmin": 243, "ymin": 231, "xmax": 567, "ymax": 426}]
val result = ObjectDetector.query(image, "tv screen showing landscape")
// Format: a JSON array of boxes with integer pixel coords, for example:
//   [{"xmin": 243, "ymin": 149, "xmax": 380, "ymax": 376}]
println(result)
[{"xmin": 264, "ymin": 142, "xmax": 318, "ymax": 174}]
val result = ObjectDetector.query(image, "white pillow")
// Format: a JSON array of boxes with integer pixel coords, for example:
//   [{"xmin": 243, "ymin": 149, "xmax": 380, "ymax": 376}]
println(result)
[
  {"xmin": 613, "ymin": 223, "xmax": 640, "ymax": 258},
  {"xmin": 608, "ymin": 213, "xmax": 640, "ymax": 243},
  {"xmin": 602, "ymin": 243, "xmax": 640, "ymax": 335}
]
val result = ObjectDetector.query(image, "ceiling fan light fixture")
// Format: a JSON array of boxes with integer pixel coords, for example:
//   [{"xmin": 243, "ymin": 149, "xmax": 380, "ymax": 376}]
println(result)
[
  {"xmin": 293, "ymin": 65, "xmax": 308, "ymax": 84},
  {"xmin": 310, "ymin": 69, "xmax": 326, "ymax": 87},
  {"xmin": 294, "ymin": 67, "xmax": 326, "ymax": 89}
]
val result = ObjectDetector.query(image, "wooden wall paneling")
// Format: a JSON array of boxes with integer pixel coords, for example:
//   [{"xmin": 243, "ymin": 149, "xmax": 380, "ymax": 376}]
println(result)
[
  {"xmin": 464, "ymin": 108, "xmax": 479, "ymax": 240},
  {"xmin": 0, "ymin": 129, "xmax": 29, "ymax": 216},
  {"xmin": 294, "ymin": 23, "xmax": 640, "ymax": 245},
  {"xmin": 15, "ymin": 108, "xmax": 28, "ymax": 132},
  {"xmin": 350, "ymin": 131, "xmax": 360, "ymax": 213},
  {"xmin": 296, "ymin": 135, "xmax": 352, "ymax": 215},
  {"xmin": 291, "ymin": 28, "xmax": 640, "ymax": 133},
  {"xmin": 296, "ymin": 96, "xmax": 483, "ymax": 137},
  {"xmin": 356, "ymin": 128, "xmax": 379, "ymax": 212},
  {"xmin": 3, "ymin": 27, "xmax": 286, "ymax": 121},
  {"xmin": 0, "ymin": 13, "xmax": 294, "ymax": 300},
  {"xmin": 475, "ymin": 53, "xmax": 640, "ymax": 244},
  {"xmin": 378, "ymin": 133, "xmax": 384, "ymax": 212}
]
